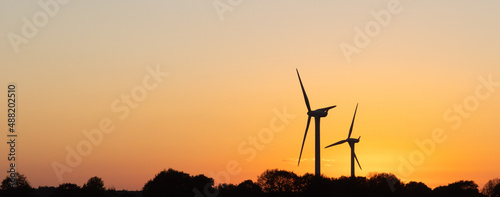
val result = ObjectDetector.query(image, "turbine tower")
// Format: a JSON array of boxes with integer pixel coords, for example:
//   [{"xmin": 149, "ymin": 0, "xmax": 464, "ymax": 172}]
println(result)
[
  {"xmin": 296, "ymin": 69, "xmax": 336, "ymax": 178},
  {"xmin": 325, "ymin": 103, "xmax": 362, "ymax": 178}
]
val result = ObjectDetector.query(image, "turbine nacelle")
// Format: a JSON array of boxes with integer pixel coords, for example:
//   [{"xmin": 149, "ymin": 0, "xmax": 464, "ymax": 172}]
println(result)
[
  {"xmin": 307, "ymin": 106, "xmax": 336, "ymax": 117},
  {"xmin": 347, "ymin": 137, "xmax": 360, "ymax": 144}
]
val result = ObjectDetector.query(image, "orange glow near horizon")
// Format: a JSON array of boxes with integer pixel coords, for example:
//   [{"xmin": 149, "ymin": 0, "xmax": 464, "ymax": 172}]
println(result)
[{"xmin": 1, "ymin": 0, "xmax": 499, "ymax": 192}]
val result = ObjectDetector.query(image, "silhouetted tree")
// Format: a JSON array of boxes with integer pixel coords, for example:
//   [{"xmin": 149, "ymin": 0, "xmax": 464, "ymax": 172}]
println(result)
[
  {"xmin": 105, "ymin": 187, "xmax": 118, "ymax": 197},
  {"xmin": 142, "ymin": 168, "xmax": 214, "ymax": 197},
  {"xmin": 217, "ymin": 180, "xmax": 264, "ymax": 197},
  {"xmin": 115, "ymin": 190, "xmax": 142, "ymax": 197},
  {"xmin": 215, "ymin": 183, "xmax": 237, "ymax": 197},
  {"xmin": 236, "ymin": 180, "xmax": 263, "ymax": 196},
  {"xmin": 332, "ymin": 176, "xmax": 370, "ymax": 196},
  {"xmin": 482, "ymin": 178, "xmax": 500, "ymax": 197},
  {"xmin": 1, "ymin": 172, "xmax": 31, "ymax": 190},
  {"xmin": 295, "ymin": 173, "xmax": 314, "ymax": 192},
  {"xmin": 35, "ymin": 186, "xmax": 56, "ymax": 197},
  {"xmin": 191, "ymin": 174, "xmax": 215, "ymax": 195},
  {"xmin": 300, "ymin": 174, "xmax": 339, "ymax": 196},
  {"xmin": 53, "ymin": 183, "xmax": 81, "ymax": 197},
  {"xmin": 82, "ymin": 176, "xmax": 106, "ymax": 197},
  {"xmin": 367, "ymin": 172, "xmax": 404, "ymax": 196},
  {"xmin": 404, "ymin": 181, "xmax": 432, "ymax": 197},
  {"xmin": 0, "ymin": 172, "xmax": 35, "ymax": 197},
  {"xmin": 257, "ymin": 169, "xmax": 300, "ymax": 194},
  {"xmin": 492, "ymin": 183, "xmax": 500, "ymax": 197},
  {"xmin": 433, "ymin": 180, "xmax": 481, "ymax": 197}
]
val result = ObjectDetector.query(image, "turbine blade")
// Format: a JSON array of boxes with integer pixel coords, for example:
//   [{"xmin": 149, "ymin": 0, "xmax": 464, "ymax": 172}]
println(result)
[
  {"xmin": 354, "ymin": 152, "xmax": 362, "ymax": 170},
  {"xmin": 348, "ymin": 103, "xmax": 359, "ymax": 139},
  {"xmin": 325, "ymin": 140, "xmax": 347, "ymax": 148},
  {"xmin": 319, "ymin": 105, "xmax": 337, "ymax": 112},
  {"xmin": 298, "ymin": 116, "xmax": 312, "ymax": 166},
  {"xmin": 296, "ymin": 69, "xmax": 311, "ymax": 112}
]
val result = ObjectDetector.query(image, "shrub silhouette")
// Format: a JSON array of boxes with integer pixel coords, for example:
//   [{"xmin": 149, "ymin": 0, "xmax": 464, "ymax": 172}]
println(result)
[
  {"xmin": 482, "ymin": 178, "xmax": 500, "ymax": 197},
  {"xmin": 54, "ymin": 183, "xmax": 81, "ymax": 197},
  {"xmin": 217, "ymin": 180, "xmax": 263, "ymax": 197},
  {"xmin": 433, "ymin": 180, "xmax": 481, "ymax": 197},
  {"xmin": 301, "ymin": 174, "xmax": 338, "ymax": 196},
  {"xmin": 404, "ymin": 181, "xmax": 432, "ymax": 197},
  {"xmin": 142, "ymin": 168, "xmax": 214, "ymax": 197},
  {"xmin": 257, "ymin": 169, "xmax": 300, "ymax": 193},
  {"xmin": 82, "ymin": 176, "xmax": 106, "ymax": 197},
  {"xmin": 366, "ymin": 172, "xmax": 404, "ymax": 196},
  {"xmin": 236, "ymin": 180, "xmax": 263, "ymax": 195},
  {"xmin": 492, "ymin": 183, "xmax": 500, "ymax": 197},
  {"xmin": 0, "ymin": 169, "xmax": 489, "ymax": 197},
  {"xmin": 0, "ymin": 172, "xmax": 35, "ymax": 197}
]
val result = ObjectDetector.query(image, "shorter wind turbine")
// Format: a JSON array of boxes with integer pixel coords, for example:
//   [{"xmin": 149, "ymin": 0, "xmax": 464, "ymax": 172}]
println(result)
[{"xmin": 325, "ymin": 103, "xmax": 362, "ymax": 178}]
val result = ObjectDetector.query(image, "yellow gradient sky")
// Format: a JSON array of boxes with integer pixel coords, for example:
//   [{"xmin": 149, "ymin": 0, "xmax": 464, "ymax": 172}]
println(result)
[{"xmin": 1, "ymin": 0, "xmax": 499, "ymax": 191}]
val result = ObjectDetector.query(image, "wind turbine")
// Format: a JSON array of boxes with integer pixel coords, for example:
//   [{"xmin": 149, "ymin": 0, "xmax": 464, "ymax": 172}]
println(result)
[
  {"xmin": 325, "ymin": 103, "xmax": 362, "ymax": 179},
  {"xmin": 296, "ymin": 69, "xmax": 336, "ymax": 178}
]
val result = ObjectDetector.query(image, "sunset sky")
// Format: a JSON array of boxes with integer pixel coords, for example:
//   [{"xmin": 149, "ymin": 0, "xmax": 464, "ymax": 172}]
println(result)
[{"xmin": 1, "ymin": 0, "xmax": 499, "ymax": 191}]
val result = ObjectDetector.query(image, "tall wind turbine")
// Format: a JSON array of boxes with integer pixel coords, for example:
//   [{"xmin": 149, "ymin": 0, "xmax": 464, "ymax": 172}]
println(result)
[
  {"xmin": 296, "ymin": 69, "xmax": 336, "ymax": 178},
  {"xmin": 325, "ymin": 103, "xmax": 362, "ymax": 178}
]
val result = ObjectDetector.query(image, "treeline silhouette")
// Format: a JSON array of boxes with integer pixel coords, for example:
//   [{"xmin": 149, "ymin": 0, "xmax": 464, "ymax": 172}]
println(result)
[
  {"xmin": 2, "ymin": 170, "xmax": 500, "ymax": 197},
  {"xmin": 0, "ymin": 173, "xmax": 140, "ymax": 197}
]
